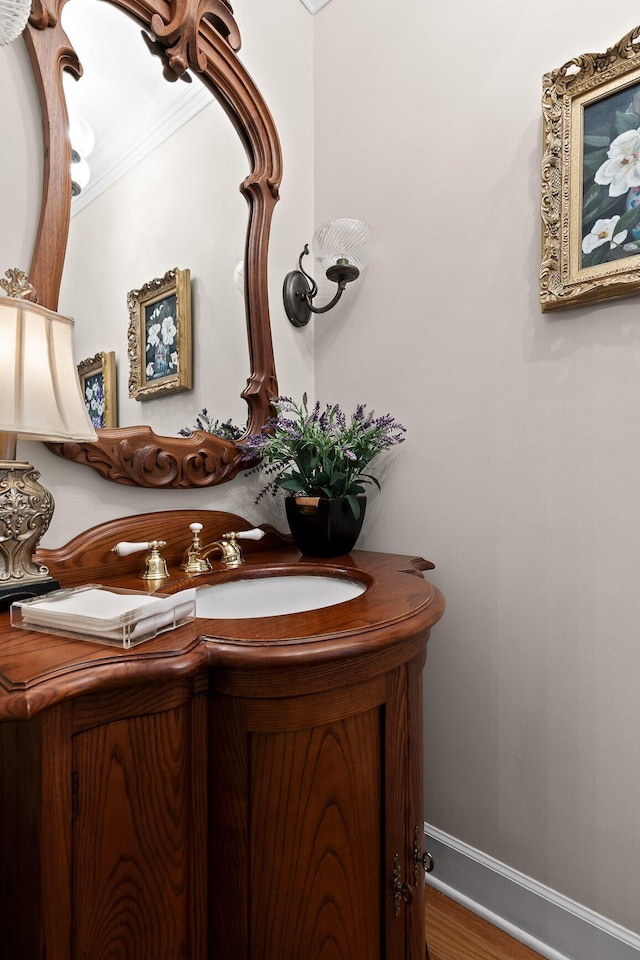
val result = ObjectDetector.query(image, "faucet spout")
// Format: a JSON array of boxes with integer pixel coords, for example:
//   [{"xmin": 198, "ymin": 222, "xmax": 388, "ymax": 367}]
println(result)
[
  {"xmin": 181, "ymin": 523, "xmax": 265, "ymax": 574},
  {"xmin": 202, "ymin": 538, "xmax": 244, "ymax": 568}
]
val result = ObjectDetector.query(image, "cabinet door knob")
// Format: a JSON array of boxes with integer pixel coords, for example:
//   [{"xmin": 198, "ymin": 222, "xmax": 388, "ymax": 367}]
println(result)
[
  {"xmin": 416, "ymin": 850, "xmax": 434, "ymax": 872},
  {"xmin": 413, "ymin": 825, "xmax": 434, "ymax": 882}
]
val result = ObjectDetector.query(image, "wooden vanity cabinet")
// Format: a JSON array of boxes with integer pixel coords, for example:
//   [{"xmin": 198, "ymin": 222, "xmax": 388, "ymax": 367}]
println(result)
[{"xmin": 0, "ymin": 510, "xmax": 444, "ymax": 959}]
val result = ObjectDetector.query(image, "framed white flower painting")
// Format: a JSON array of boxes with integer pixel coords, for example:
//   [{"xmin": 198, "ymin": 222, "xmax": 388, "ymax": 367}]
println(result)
[
  {"xmin": 540, "ymin": 25, "xmax": 640, "ymax": 311},
  {"xmin": 127, "ymin": 268, "xmax": 192, "ymax": 400},
  {"xmin": 78, "ymin": 351, "xmax": 117, "ymax": 429}
]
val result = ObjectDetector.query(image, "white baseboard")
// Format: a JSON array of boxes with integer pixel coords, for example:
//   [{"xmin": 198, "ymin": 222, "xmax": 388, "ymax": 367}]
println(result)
[{"xmin": 424, "ymin": 824, "xmax": 640, "ymax": 960}]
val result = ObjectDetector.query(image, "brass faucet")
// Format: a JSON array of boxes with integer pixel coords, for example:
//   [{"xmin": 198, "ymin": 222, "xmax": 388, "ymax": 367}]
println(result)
[
  {"xmin": 111, "ymin": 539, "xmax": 169, "ymax": 580},
  {"xmin": 182, "ymin": 523, "xmax": 265, "ymax": 574}
]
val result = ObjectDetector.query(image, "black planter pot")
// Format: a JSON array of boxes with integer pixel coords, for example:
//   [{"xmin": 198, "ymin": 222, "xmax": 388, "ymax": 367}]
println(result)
[{"xmin": 285, "ymin": 496, "xmax": 367, "ymax": 557}]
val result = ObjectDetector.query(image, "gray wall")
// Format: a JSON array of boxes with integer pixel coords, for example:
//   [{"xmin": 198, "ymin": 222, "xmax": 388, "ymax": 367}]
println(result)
[{"xmin": 313, "ymin": 0, "xmax": 640, "ymax": 934}]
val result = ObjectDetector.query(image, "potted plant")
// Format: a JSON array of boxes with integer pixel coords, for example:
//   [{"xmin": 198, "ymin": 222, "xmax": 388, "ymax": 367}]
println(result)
[
  {"xmin": 243, "ymin": 394, "xmax": 405, "ymax": 556},
  {"xmin": 179, "ymin": 409, "xmax": 245, "ymax": 440}
]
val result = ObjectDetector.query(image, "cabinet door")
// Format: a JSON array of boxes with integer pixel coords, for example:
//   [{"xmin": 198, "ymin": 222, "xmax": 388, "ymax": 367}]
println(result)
[
  {"xmin": 209, "ymin": 679, "xmax": 386, "ymax": 960},
  {"xmin": 251, "ymin": 711, "xmax": 383, "ymax": 959},
  {"xmin": 72, "ymin": 689, "xmax": 206, "ymax": 960},
  {"xmin": 385, "ymin": 665, "xmax": 411, "ymax": 958},
  {"xmin": 405, "ymin": 652, "xmax": 427, "ymax": 958},
  {"xmin": 0, "ymin": 706, "xmax": 74, "ymax": 960},
  {"xmin": 385, "ymin": 654, "xmax": 427, "ymax": 959}
]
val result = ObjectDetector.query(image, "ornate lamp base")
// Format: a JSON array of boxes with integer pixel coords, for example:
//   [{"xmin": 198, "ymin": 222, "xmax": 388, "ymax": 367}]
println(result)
[{"xmin": 0, "ymin": 461, "xmax": 60, "ymax": 609}]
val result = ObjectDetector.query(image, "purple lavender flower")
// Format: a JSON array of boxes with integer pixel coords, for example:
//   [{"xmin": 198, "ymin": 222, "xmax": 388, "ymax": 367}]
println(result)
[{"xmin": 242, "ymin": 394, "xmax": 406, "ymax": 512}]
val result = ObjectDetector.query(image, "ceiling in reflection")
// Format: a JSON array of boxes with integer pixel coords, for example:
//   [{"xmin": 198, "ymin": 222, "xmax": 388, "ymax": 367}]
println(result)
[
  {"xmin": 60, "ymin": 0, "xmax": 333, "ymax": 217},
  {"xmin": 299, "ymin": 0, "xmax": 333, "ymax": 12},
  {"xmin": 62, "ymin": 0, "xmax": 210, "ymax": 216}
]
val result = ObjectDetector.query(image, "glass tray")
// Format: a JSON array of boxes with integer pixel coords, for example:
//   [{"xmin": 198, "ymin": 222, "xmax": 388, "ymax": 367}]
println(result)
[{"xmin": 11, "ymin": 584, "xmax": 196, "ymax": 649}]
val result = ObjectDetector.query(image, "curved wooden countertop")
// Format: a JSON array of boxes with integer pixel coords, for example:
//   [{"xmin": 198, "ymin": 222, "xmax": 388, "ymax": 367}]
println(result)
[{"xmin": 0, "ymin": 510, "xmax": 445, "ymax": 719}]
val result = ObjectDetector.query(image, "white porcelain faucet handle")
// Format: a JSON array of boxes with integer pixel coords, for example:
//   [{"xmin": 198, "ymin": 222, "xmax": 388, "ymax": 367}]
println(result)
[
  {"xmin": 190, "ymin": 522, "xmax": 204, "ymax": 535},
  {"xmin": 112, "ymin": 541, "xmax": 150, "ymax": 557},
  {"xmin": 236, "ymin": 528, "xmax": 265, "ymax": 541}
]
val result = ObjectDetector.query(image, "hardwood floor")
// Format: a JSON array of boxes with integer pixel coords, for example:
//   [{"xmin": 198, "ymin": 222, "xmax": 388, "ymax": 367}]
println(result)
[{"xmin": 425, "ymin": 886, "xmax": 544, "ymax": 960}]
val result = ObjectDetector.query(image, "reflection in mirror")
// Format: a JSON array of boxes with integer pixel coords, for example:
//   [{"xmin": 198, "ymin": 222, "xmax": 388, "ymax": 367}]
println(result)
[
  {"xmin": 59, "ymin": 0, "xmax": 250, "ymax": 438},
  {"xmin": 23, "ymin": 0, "xmax": 281, "ymax": 488}
]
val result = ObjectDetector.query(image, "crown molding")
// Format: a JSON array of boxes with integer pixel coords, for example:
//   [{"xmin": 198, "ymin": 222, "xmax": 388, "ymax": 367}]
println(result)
[
  {"xmin": 70, "ymin": 81, "xmax": 210, "ymax": 216},
  {"xmin": 298, "ymin": 0, "xmax": 334, "ymax": 13}
]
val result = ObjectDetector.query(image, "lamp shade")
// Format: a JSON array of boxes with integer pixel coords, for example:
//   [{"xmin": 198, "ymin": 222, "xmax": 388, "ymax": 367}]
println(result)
[
  {"xmin": 312, "ymin": 218, "xmax": 373, "ymax": 273},
  {"xmin": 0, "ymin": 0, "xmax": 31, "ymax": 46},
  {"xmin": 0, "ymin": 298, "xmax": 98, "ymax": 442}
]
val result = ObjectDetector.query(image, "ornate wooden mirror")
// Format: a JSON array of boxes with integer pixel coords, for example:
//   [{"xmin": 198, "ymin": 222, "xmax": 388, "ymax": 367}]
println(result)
[{"xmin": 23, "ymin": 0, "xmax": 281, "ymax": 487}]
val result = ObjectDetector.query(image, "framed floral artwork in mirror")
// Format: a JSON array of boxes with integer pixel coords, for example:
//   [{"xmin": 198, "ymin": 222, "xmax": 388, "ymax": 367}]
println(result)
[
  {"xmin": 78, "ymin": 351, "xmax": 117, "ymax": 429},
  {"xmin": 128, "ymin": 268, "xmax": 192, "ymax": 401},
  {"xmin": 541, "ymin": 24, "xmax": 640, "ymax": 311}
]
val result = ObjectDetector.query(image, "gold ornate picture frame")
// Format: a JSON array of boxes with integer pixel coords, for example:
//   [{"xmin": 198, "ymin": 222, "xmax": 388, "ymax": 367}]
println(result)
[
  {"xmin": 128, "ymin": 268, "xmax": 192, "ymax": 400},
  {"xmin": 78, "ymin": 351, "xmax": 117, "ymax": 429},
  {"xmin": 541, "ymin": 25, "xmax": 640, "ymax": 312}
]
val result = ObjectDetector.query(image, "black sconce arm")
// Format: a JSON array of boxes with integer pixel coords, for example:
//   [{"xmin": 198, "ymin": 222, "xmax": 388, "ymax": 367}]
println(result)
[{"xmin": 283, "ymin": 244, "xmax": 360, "ymax": 327}]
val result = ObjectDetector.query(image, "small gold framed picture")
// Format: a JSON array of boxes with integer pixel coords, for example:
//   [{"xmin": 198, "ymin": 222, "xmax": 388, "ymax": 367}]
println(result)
[
  {"xmin": 78, "ymin": 351, "xmax": 117, "ymax": 429},
  {"xmin": 127, "ymin": 267, "xmax": 192, "ymax": 400},
  {"xmin": 541, "ymin": 24, "xmax": 640, "ymax": 311}
]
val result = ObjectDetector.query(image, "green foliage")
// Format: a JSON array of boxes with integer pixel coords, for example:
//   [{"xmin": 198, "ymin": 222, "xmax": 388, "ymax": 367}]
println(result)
[
  {"xmin": 244, "ymin": 394, "xmax": 405, "ymax": 516},
  {"xmin": 582, "ymin": 180, "xmax": 618, "ymax": 224},
  {"xmin": 615, "ymin": 111, "xmax": 640, "ymax": 135},
  {"xmin": 178, "ymin": 410, "xmax": 245, "ymax": 440}
]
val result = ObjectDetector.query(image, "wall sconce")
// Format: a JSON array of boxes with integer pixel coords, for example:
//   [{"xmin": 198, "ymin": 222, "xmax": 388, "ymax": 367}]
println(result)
[
  {"xmin": 233, "ymin": 259, "xmax": 244, "ymax": 295},
  {"xmin": 0, "ymin": 0, "xmax": 31, "ymax": 46},
  {"xmin": 283, "ymin": 218, "xmax": 373, "ymax": 327},
  {"xmin": 0, "ymin": 268, "xmax": 97, "ymax": 607},
  {"xmin": 69, "ymin": 114, "xmax": 95, "ymax": 197}
]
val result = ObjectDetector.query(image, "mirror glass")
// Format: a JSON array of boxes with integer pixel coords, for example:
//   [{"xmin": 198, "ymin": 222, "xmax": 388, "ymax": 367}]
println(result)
[{"xmin": 58, "ymin": 0, "xmax": 250, "ymax": 437}]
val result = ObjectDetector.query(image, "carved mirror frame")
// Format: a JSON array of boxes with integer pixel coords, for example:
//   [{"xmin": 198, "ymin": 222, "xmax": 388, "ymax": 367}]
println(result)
[{"xmin": 23, "ymin": 0, "xmax": 281, "ymax": 487}]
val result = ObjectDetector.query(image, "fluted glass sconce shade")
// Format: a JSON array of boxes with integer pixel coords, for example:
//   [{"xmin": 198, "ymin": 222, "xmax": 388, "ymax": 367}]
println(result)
[
  {"xmin": 233, "ymin": 259, "xmax": 245, "ymax": 295},
  {"xmin": 283, "ymin": 218, "xmax": 373, "ymax": 327},
  {"xmin": 0, "ymin": 0, "xmax": 31, "ymax": 46},
  {"xmin": 312, "ymin": 218, "xmax": 374, "ymax": 273},
  {"xmin": 0, "ymin": 277, "xmax": 97, "ymax": 606}
]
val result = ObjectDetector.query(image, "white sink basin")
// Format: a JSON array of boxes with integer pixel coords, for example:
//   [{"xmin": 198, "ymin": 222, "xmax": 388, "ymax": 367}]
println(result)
[{"xmin": 195, "ymin": 574, "xmax": 366, "ymax": 619}]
